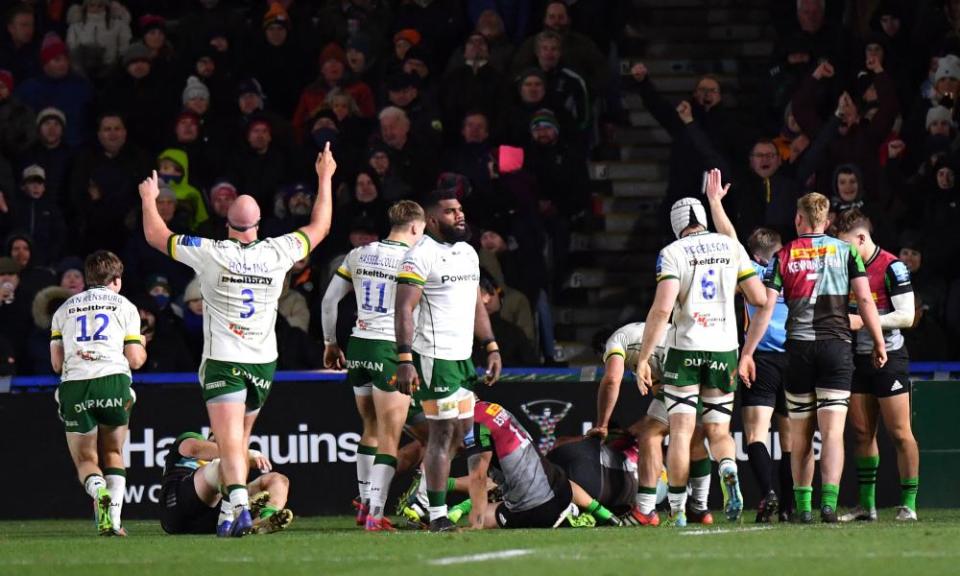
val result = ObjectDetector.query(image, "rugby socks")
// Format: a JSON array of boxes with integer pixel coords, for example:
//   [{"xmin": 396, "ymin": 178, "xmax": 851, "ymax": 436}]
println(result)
[
  {"xmin": 585, "ymin": 500, "xmax": 614, "ymax": 522},
  {"xmin": 228, "ymin": 484, "xmax": 250, "ymax": 510},
  {"xmin": 900, "ymin": 477, "xmax": 919, "ymax": 512},
  {"xmin": 447, "ymin": 478, "xmax": 457, "ymax": 492},
  {"xmin": 667, "ymin": 486, "xmax": 687, "ymax": 516},
  {"xmin": 83, "ymin": 473, "xmax": 107, "ymax": 500},
  {"xmin": 821, "ymin": 483, "xmax": 839, "ymax": 510},
  {"xmin": 689, "ymin": 458, "xmax": 712, "ymax": 511},
  {"xmin": 368, "ymin": 454, "xmax": 398, "ymax": 519},
  {"xmin": 448, "ymin": 499, "xmax": 472, "ymax": 523},
  {"xmin": 104, "ymin": 468, "xmax": 126, "ymax": 529},
  {"xmin": 219, "ymin": 497, "xmax": 235, "ymax": 526},
  {"xmin": 427, "ymin": 489, "xmax": 448, "ymax": 521},
  {"xmin": 414, "ymin": 467, "xmax": 429, "ymax": 508},
  {"xmin": 779, "ymin": 452, "xmax": 793, "ymax": 511},
  {"xmin": 636, "ymin": 487, "xmax": 658, "ymax": 514},
  {"xmin": 260, "ymin": 505, "xmax": 279, "ymax": 520},
  {"xmin": 856, "ymin": 455, "xmax": 880, "ymax": 510},
  {"xmin": 794, "ymin": 486, "xmax": 813, "ymax": 513},
  {"xmin": 747, "ymin": 442, "xmax": 773, "ymax": 495},
  {"xmin": 356, "ymin": 444, "xmax": 377, "ymax": 507}
]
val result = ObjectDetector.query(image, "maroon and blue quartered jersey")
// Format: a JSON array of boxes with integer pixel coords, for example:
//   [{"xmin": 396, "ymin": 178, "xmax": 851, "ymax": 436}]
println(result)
[
  {"xmin": 764, "ymin": 233, "xmax": 866, "ymax": 342},
  {"xmin": 467, "ymin": 401, "xmax": 559, "ymax": 511},
  {"xmin": 849, "ymin": 247, "xmax": 912, "ymax": 354}
]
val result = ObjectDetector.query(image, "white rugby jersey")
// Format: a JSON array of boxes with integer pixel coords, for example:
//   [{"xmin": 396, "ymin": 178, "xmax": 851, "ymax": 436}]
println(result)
[
  {"xmin": 51, "ymin": 287, "xmax": 142, "ymax": 382},
  {"xmin": 602, "ymin": 322, "xmax": 670, "ymax": 380},
  {"xmin": 397, "ymin": 235, "xmax": 479, "ymax": 360},
  {"xmin": 168, "ymin": 231, "xmax": 310, "ymax": 364},
  {"xmin": 336, "ymin": 239, "xmax": 409, "ymax": 341},
  {"xmin": 655, "ymin": 231, "xmax": 755, "ymax": 352}
]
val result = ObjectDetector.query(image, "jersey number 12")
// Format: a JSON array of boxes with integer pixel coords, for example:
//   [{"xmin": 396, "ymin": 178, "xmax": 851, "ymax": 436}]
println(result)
[{"xmin": 76, "ymin": 314, "xmax": 109, "ymax": 342}]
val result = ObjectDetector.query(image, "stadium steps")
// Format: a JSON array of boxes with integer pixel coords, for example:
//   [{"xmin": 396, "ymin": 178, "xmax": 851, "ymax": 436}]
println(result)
[{"xmin": 552, "ymin": 0, "xmax": 774, "ymax": 366}]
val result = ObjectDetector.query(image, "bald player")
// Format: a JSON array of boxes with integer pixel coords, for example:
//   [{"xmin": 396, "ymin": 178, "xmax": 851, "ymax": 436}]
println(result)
[{"xmin": 139, "ymin": 143, "xmax": 335, "ymax": 537}]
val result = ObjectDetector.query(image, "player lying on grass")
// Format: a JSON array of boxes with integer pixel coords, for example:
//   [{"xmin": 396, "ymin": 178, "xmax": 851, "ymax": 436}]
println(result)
[
  {"xmin": 159, "ymin": 431, "xmax": 293, "ymax": 535},
  {"xmin": 545, "ymin": 434, "xmax": 639, "ymax": 523},
  {"xmin": 587, "ymin": 322, "xmax": 715, "ymax": 526}
]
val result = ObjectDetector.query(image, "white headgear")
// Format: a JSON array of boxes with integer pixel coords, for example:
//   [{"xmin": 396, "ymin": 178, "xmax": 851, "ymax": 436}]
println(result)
[{"xmin": 670, "ymin": 198, "xmax": 708, "ymax": 239}]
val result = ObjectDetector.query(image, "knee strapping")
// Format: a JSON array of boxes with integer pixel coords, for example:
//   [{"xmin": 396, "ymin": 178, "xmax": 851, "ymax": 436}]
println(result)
[
  {"xmin": 701, "ymin": 393, "xmax": 735, "ymax": 424},
  {"xmin": 663, "ymin": 385, "xmax": 699, "ymax": 416},
  {"xmin": 786, "ymin": 392, "xmax": 816, "ymax": 420}
]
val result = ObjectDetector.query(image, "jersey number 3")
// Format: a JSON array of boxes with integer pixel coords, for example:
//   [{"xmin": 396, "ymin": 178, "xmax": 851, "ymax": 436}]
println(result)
[{"xmin": 240, "ymin": 288, "xmax": 256, "ymax": 319}]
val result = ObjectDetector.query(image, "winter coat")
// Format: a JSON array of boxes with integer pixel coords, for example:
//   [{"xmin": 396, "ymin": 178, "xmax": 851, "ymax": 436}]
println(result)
[
  {"xmin": 65, "ymin": 4, "xmax": 131, "ymax": 78},
  {"xmin": 0, "ymin": 96, "xmax": 36, "ymax": 158},
  {"xmin": 157, "ymin": 148, "xmax": 208, "ymax": 229}
]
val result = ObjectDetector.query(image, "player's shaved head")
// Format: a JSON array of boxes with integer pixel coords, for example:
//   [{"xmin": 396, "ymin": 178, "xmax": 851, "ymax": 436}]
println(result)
[{"xmin": 227, "ymin": 195, "xmax": 261, "ymax": 230}]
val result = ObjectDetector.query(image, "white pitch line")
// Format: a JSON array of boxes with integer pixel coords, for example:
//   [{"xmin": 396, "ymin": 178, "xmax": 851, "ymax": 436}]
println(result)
[
  {"xmin": 427, "ymin": 549, "xmax": 534, "ymax": 565},
  {"xmin": 679, "ymin": 526, "xmax": 774, "ymax": 536}
]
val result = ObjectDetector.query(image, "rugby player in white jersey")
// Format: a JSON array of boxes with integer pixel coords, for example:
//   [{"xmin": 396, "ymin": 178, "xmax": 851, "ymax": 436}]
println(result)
[
  {"xmin": 50, "ymin": 251, "xmax": 147, "ymax": 536},
  {"xmin": 321, "ymin": 200, "xmax": 426, "ymax": 531},
  {"xmin": 138, "ymin": 144, "xmax": 335, "ymax": 536},
  {"xmin": 394, "ymin": 188, "xmax": 502, "ymax": 532},
  {"xmin": 636, "ymin": 169, "xmax": 768, "ymax": 526}
]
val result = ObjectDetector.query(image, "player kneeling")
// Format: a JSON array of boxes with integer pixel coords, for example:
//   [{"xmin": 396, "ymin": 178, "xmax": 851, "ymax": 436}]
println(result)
[{"xmin": 160, "ymin": 432, "xmax": 293, "ymax": 536}]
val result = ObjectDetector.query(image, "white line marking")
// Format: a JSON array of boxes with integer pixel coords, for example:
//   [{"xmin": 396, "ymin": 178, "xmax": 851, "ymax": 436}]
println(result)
[
  {"xmin": 427, "ymin": 549, "xmax": 534, "ymax": 565},
  {"xmin": 679, "ymin": 526, "xmax": 774, "ymax": 536}
]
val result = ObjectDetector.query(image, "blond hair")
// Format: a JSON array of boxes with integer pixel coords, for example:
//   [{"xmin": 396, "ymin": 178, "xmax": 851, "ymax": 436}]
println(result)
[
  {"xmin": 797, "ymin": 192, "xmax": 830, "ymax": 228},
  {"xmin": 388, "ymin": 200, "xmax": 425, "ymax": 228}
]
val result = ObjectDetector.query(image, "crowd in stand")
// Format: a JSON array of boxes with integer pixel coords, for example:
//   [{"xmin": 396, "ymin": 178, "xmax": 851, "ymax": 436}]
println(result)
[
  {"xmin": 0, "ymin": 0, "xmax": 630, "ymax": 376},
  {"xmin": 1, "ymin": 0, "xmax": 959, "ymax": 376}
]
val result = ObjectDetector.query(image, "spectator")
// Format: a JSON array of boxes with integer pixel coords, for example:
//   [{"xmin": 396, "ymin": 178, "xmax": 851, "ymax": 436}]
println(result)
[
  {"xmin": 262, "ymin": 181, "xmax": 314, "ymax": 237},
  {"xmin": 4, "ymin": 231, "xmax": 55, "ymax": 305},
  {"xmin": 181, "ymin": 275, "xmax": 203, "ymax": 363},
  {"xmin": 55, "ymin": 256, "xmax": 85, "ymax": 295},
  {"xmin": 195, "ymin": 179, "xmax": 236, "ymax": 240},
  {"xmin": 17, "ymin": 107, "xmax": 72, "ymax": 210},
  {"xmin": 11, "ymin": 164, "xmax": 65, "ymax": 266},
  {"xmin": 181, "ymin": 75, "xmax": 227, "ymax": 147},
  {"xmin": 384, "ymin": 71, "xmax": 442, "ymax": 149},
  {"xmin": 344, "ymin": 33, "xmax": 380, "ymax": 88},
  {"xmin": 827, "ymin": 163, "xmax": 895, "ymax": 247},
  {"xmin": 477, "ymin": 223, "xmax": 538, "ymax": 343},
  {"xmin": 365, "ymin": 141, "xmax": 410, "ymax": 202},
  {"xmin": 288, "ymin": 253, "xmax": 321, "ymax": 306},
  {"xmin": 175, "ymin": 0, "xmax": 244, "ymax": 71},
  {"xmin": 444, "ymin": 111, "xmax": 495, "ymax": 199},
  {"xmin": 324, "ymin": 89, "xmax": 375, "ymax": 169},
  {"xmin": 735, "ymin": 140, "xmax": 803, "ymax": 243},
  {"xmin": 0, "ymin": 256, "xmax": 31, "ymax": 368},
  {"xmin": 440, "ymin": 33, "xmax": 504, "ymax": 140},
  {"xmin": 293, "ymin": 42, "xmax": 376, "ymax": 142},
  {"xmin": 26, "ymin": 284, "xmax": 70, "ymax": 374},
  {"xmin": 0, "ymin": 69, "xmax": 35, "ymax": 159},
  {"xmin": 918, "ymin": 156, "xmax": 960, "ymax": 278},
  {"xmin": 246, "ymin": 3, "xmax": 308, "ymax": 119},
  {"xmin": 279, "ymin": 270, "xmax": 310, "ymax": 333},
  {"xmin": 123, "ymin": 183, "xmax": 192, "ymax": 297},
  {"xmin": 472, "ymin": 270, "xmax": 537, "ymax": 366},
  {"xmin": 529, "ymin": 30, "xmax": 590, "ymax": 135},
  {"xmin": 904, "ymin": 293, "xmax": 950, "ymax": 361},
  {"xmin": 157, "ymin": 148, "xmax": 208, "ymax": 230},
  {"xmin": 234, "ymin": 77, "xmax": 295, "ymax": 155},
  {"xmin": 65, "ymin": 0, "xmax": 132, "ymax": 80},
  {"xmin": 384, "ymin": 27, "xmax": 422, "ymax": 79},
  {"xmin": 899, "ymin": 232, "xmax": 947, "ymax": 329},
  {"xmin": 524, "ymin": 108, "xmax": 589, "ymax": 220},
  {"xmin": 15, "ymin": 32, "xmax": 95, "ymax": 148},
  {"xmin": 499, "ymin": 67, "xmax": 573, "ymax": 147},
  {"xmin": 316, "ymin": 0, "xmax": 392, "ymax": 56},
  {"xmin": 330, "ymin": 170, "xmax": 389, "ymax": 253},
  {"xmin": 228, "ymin": 116, "xmax": 292, "ymax": 213},
  {"xmin": 904, "ymin": 54, "xmax": 960, "ymax": 168},
  {"xmin": 446, "ymin": 9, "xmax": 514, "ymax": 74},
  {"xmin": 190, "ymin": 43, "xmax": 234, "ymax": 117},
  {"xmin": 165, "ymin": 110, "xmax": 219, "ymax": 190},
  {"xmin": 374, "ymin": 106, "xmax": 438, "ymax": 195},
  {"xmin": 133, "ymin": 293, "xmax": 193, "ymax": 373},
  {"xmin": 0, "ymin": 4, "xmax": 40, "ymax": 82},
  {"xmin": 393, "ymin": 0, "xmax": 468, "ymax": 72},
  {"xmin": 138, "ymin": 14, "xmax": 177, "ymax": 85},
  {"xmin": 100, "ymin": 42, "xmax": 169, "ymax": 153}
]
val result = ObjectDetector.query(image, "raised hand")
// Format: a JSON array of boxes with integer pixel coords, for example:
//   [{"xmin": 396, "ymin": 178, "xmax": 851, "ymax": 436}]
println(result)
[
  {"xmin": 813, "ymin": 60, "xmax": 835, "ymax": 80},
  {"xmin": 138, "ymin": 170, "xmax": 160, "ymax": 203},
  {"xmin": 705, "ymin": 168, "xmax": 730, "ymax": 202},
  {"xmin": 676, "ymin": 100, "xmax": 694, "ymax": 124},
  {"xmin": 315, "ymin": 141, "xmax": 337, "ymax": 180}
]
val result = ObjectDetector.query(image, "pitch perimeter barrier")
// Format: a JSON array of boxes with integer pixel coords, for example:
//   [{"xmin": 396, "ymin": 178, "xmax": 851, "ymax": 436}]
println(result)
[{"xmin": 1, "ymin": 367, "xmax": 956, "ymax": 519}]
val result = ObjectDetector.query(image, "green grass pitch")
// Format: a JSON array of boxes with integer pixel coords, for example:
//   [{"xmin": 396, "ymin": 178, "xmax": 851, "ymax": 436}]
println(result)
[{"xmin": 2, "ymin": 510, "xmax": 959, "ymax": 576}]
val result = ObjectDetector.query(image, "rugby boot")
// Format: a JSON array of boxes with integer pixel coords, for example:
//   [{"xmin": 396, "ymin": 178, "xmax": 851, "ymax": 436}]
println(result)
[
  {"xmin": 622, "ymin": 506, "xmax": 660, "ymax": 527},
  {"xmin": 686, "ymin": 505, "xmax": 714, "ymax": 525},
  {"xmin": 95, "ymin": 487, "xmax": 113, "ymax": 536},
  {"xmin": 250, "ymin": 491, "xmax": 271, "ymax": 518},
  {"xmin": 839, "ymin": 505, "xmax": 877, "ymax": 523},
  {"xmin": 428, "ymin": 517, "xmax": 459, "ymax": 533},
  {"xmin": 352, "ymin": 497, "xmax": 369, "ymax": 526},
  {"xmin": 755, "ymin": 491, "xmax": 779, "ymax": 524},
  {"xmin": 820, "ymin": 505, "xmax": 839, "ymax": 524},
  {"xmin": 400, "ymin": 503, "xmax": 428, "ymax": 530},
  {"xmin": 895, "ymin": 506, "xmax": 918, "ymax": 522},
  {"xmin": 364, "ymin": 515, "xmax": 396, "ymax": 532},
  {"xmin": 793, "ymin": 510, "xmax": 814, "ymax": 524},
  {"xmin": 216, "ymin": 518, "xmax": 234, "ymax": 537},
  {"xmin": 720, "ymin": 468, "xmax": 744, "ymax": 522},
  {"xmin": 230, "ymin": 508, "xmax": 254, "ymax": 537},
  {"xmin": 253, "ymin": 508, "xmax": 294, "ymax": 534}
]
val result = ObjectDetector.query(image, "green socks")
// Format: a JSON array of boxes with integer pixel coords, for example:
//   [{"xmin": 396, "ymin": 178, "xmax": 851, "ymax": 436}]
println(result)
[
  {"xmin": 856, "ymin": 455, "xmax": 879, "ymax": 510},
  {"xmin": 794, "ymin": 486, "xmax": 813, "ymax": 513},
  {"xmin": 900, "ymin": 477, "xmax": 919, "ymax": 511},
  {"xmin": 585, "ymin": 500, "xmax": 613, "ymax": 522},
  {"xmin": 821, "ymin": 483, "xmax": 839, "ymax": 510},
  {"xmin": 448, "ymin": 499, "xmax": 473, "ymax": 523},
  {"xmin": 260, "ymin": 505, "xmax": 278, "ymax": 520},
  {"xmin": 447, "ymin": 478, "xmax": 457, "ymax": 492}
]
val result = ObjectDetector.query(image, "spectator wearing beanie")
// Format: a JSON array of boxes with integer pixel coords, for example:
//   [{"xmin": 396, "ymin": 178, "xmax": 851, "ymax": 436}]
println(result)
[
  {"xmin": 65, "ymin": 0, "xmax": 131, "ymax": 80},
  {"xmin": 245, "ymin": 2, "xmax": 308, "ymax": 119},
  {"xmin": 180, "ymin": 75, "xmax": 227, "ymax": 146},
  {"xmin": 344, "ymin": 33, "xmax": 381, "ymax": 88},
  {"xmin": 293, "ymin": 42, "xmax": 375, "ymax": 142},
  {"xmin": 56, "ymin": 256, "xmax": 85, "ymax": 295},
  {"xmin": 195, "ymin": 179, "xmax": 237, "ymax": 240},
  {"xmin": 156, "ymin": 148, "xmax": 208, "ymax": 230},
  {"xmin": 235, "ymin": 77, "xmax": 295, "ymax": 154},
  {"xmin": 12, "ymin": 164, "xmax": 66, "ymax": 267},
  {"xmin": 15, "ymin": 33, "xmax": 94, "ymax": 148},
  {"xmin": 100, "ymin": 42, "xmax": 170, "ymax": 152},
  {"xmin": 138, "ymin": 13, "xmax": 177, "ymax": 84},
  {"xmin": 228, "ymin": 115, "xmax": 293, "ymax": 212},
  {"xmin": 0, "ymin": 69, "xmax": 36, "ymax": 159},
  {"xmin": 18, "ymin": 107, "xmax": 72, "ymax": 211},
  {"xmin": 499, "ymin": 67, "xmax": 574, "ymax": 147},
  {"xmin": 904, "ymin": 53, "xmax": 960, "ymax": 159}
]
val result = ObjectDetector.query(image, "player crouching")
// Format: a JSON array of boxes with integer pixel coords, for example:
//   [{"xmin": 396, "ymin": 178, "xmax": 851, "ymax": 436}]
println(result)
[{"xmin": 160, "ymin": 432, "xmax": 293, "ymax": 536}]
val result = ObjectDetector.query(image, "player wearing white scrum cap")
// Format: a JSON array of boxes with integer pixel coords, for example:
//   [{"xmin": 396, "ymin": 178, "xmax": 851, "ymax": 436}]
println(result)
[{"xmin": 669, "ymin": 197, "xmax": 709, "ymax": 239}]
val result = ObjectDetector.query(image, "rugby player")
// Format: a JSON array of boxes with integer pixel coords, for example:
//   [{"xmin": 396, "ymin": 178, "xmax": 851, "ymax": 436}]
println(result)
[
  {"xmin": 547, "ymin": 434, "xmax": 638, "ymax": 519},
  {"xmin": 394, "ymin": 189, "xmax": 502, "ymax": 532},
  {"xmin": 704, "ymin": 184, "xmax": 794, "ymax": 522},
  {"xmin": 159, "ymin": 431, "xmax": 293, "ymax": 535},
  {"xmin": 740, "ymin": 193, "xmax": 886, "ymax": 523},
  {"xmin": 586, "ymin": 322, "xmax": 715, "ymax": 526},
  {"xmin": 321, "ymin": 200, "xmax": 427, "ymax": 531},
  {"xmin": 464, "ymin": 401, "xmax": 618, "ymax": 529},
  {"xmin": 637, "ymin": 169, "xmax": 768, "ymax": 526},
  {"xmin": 51, "ymin": 251, "xmax": 146, "ymax": 536},
  {"xmin": 834, "ymin": 210, "xmax": 919, "ymax": 522},
  {"xmin": 139, "ymin": 144, "xmax": 334, "ymax": 536}
]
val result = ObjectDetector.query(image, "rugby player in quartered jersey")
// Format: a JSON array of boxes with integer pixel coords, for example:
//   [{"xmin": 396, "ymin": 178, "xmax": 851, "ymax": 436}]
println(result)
[
  {"xmin": 741, "ymin": 193, "xmax": 886, "ymax": 524},
  {"xmin": 320, "ymin": 200, "xmax": 426, "ymax": 531},
  {"xmin": 394, "ymin": 189, "xmax": 501, "ymax": 532},
  {"xmin": 835, "ymin": 210, "xmax": 919, "ymax": 522},
  {"xmin": 50, "ymin": 251, "xmax": 146, "ymax": 536},
  {"xmin": 636, "ymin": 169, "xmax": 769, "ymax": 526},
  {"xmin": 138, "ymin": 143, "xmax": 335, "ymax": 537}
]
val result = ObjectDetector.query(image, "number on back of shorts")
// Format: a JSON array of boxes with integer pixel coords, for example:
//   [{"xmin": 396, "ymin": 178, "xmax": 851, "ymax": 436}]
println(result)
[
  {"xmin": 240, "ymin": 288, "xmax": 255, "ymax": 318},
  {"xmin": 361, "ymin": 279, "xmax": 389, "ymax": 313},
  {"xmin": 76, "ymin": 313, "xmax": 110, "ymax": 342}
]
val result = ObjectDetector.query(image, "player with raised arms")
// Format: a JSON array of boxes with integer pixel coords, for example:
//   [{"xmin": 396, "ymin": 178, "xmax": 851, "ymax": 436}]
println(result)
[
  {"xmin": 51, "ymin": 250, "xmax": 147, "ymax": 536},
  {"xmin": 636, "ymin": 169, "xmax": 768, "ymax": 526},
  {"xmin": 138, "ymin": 143, "xmax": 335, "ymax": 536},
  {"xmin": 394, "ymin": 188, "xmax": 502, "ymax": 532},
  {"xmin": 321, "ymin": 200, "xmax": 427, "ymax": 531}
]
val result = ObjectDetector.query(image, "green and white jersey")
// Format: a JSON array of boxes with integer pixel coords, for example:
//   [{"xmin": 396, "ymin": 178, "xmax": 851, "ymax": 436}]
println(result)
[
  {"xmin": 602, "ymin": 322, "xmax": 670, "ymax": 380},
  {"xmin": 655, "ymin": 231, "xmax": 756, "ymax": 352},
  {"xmin": 335, "ymin": 239, "xmax": 409, "ymax": 341},
  {"xmin": 50, "ymin": 287, "xmax": 142, "ymax": 382},
  {"xmin": 397, "ymin": 235, "xmax": 479, "ymax": 361},
  {"xmin": 168, "ymin": 231, "xmax": 310, "ymax": 364}
]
